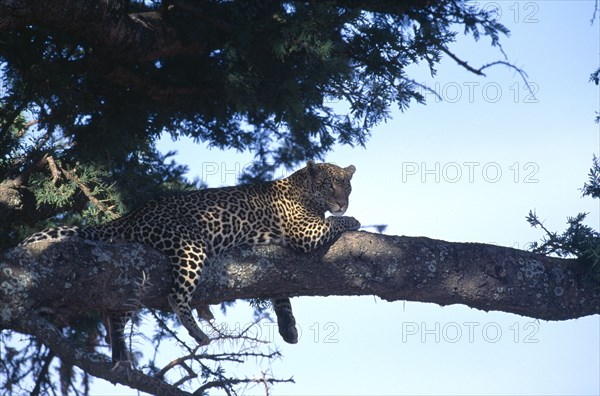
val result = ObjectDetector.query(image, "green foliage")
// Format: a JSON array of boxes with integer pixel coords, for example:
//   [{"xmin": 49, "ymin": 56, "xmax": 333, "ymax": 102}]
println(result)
[
  {"xmin": 29, "ymin": 172, "xmax": 76, "ymax": 210},
  {"xmin": 527, "ymin": 157, "xmax": 600, "ymax": 282},
  {"xmin": 581, "ymin": 154, "xmax": 600, "ymax": 198},
  {"xmin": 248, "ymin": 298, "xmax": 274, "ymax": 321},
  {"xmin": 1, "ymin": 117, "xmax": 199, "ymax": 247},
  {"xmin": 30, "ymin": 162, "xmax": 124, "ymax": 222},
  {"xmin": 0, "ymin": 0, "xmax": 510, "ymax": 179}
]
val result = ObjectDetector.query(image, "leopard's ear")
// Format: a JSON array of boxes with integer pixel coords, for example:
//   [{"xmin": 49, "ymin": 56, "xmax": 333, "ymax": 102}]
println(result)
[{"xmin": 344, "ymin": 165, "xmax": 356, "ymax": 178}]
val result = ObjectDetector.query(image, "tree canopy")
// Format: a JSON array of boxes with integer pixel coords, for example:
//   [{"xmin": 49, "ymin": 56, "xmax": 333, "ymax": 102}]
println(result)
[
  {"xmin": 1, "ymin": 1, "xmax": 598, "ymax": 395},
  {"xmin": 1, "ymin": 0, "xmax": 508, "ymax": 166},
  {"xmin": 0, "ymin": 0, "xmax": 512, "ymax": 245}
]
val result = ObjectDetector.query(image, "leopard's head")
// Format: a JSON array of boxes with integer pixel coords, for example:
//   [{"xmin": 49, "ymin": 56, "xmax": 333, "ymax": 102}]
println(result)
[{"xmin": 304, "ymin": 160, "xmax": 356, "ymax": 215}]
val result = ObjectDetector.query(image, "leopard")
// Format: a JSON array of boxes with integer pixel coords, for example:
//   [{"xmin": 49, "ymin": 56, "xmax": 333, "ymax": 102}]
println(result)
[{"xmin": 20, "ymin": 160, "xmax": 361, "ymax": 361}]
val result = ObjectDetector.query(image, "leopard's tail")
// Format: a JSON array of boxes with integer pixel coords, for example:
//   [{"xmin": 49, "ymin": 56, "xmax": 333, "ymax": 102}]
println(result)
[
  {"xmin": 19, "ymin": 225, "xmax": 82, "ymax": 246},
  {"xmin": 19, "ymin": 222, "xmax": 125, "ymax": 246},
  {"xmin": 272, "ymin": 297, "xmax": 298, "ymax": 344}
]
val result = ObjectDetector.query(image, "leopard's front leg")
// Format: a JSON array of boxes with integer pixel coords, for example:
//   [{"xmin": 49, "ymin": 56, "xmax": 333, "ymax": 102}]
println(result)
[
  {"xmin": 325, "ymin": 215, "xmax": 362, "ymax": 239},
  {"xmin": 286, "ymin": 215, "xmax": 361, "ymax": 252}
]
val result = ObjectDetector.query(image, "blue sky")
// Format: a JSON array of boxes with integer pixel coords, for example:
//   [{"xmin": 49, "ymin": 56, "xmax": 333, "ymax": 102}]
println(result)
[{"xmin": 93, "ymin": 1, "xmax": 599, "ymax": 395}]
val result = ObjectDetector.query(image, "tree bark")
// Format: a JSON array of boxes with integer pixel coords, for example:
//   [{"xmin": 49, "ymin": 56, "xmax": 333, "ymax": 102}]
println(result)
[
  {"xmin": 2, "ymin": 231, "xmax": 597, "ymax": 331},
  {"xmin": 0, "ymin": 179, "xmax": 28, "ymax": 227},
  {"xmin": 2, "ymin": 231, "xmax": 598, "ymax": 393}
]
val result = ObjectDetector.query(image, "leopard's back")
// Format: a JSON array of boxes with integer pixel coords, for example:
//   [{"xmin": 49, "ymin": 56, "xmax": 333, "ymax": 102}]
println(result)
[{"xmin": 85, "ymin": 184, "xmax": 280, "ymax": 254}]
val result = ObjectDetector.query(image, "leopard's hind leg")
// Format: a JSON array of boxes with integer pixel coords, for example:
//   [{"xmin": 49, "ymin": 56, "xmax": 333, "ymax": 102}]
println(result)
[
  {"xmin": 106, "ymin": 312, "xmax": 132, "ymax": 363},
  {"xmin": 166, "ymin": 239, "xmax": 211, "ymax": 346}
]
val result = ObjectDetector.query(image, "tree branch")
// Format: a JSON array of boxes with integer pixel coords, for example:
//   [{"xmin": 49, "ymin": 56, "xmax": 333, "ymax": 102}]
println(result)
[
  {"xmin": 58, "ymin": 163, "xmax": 120, "ymax": 220},
  {"xmin": 1, "ymin": 232, "xmax": 597, "ymax": 331},
  {"xmin": 439, "ymin": 46, "xmax": 536, "ymax": 99},
  {"xmin": 2, "ymin": 231, "xmax": 598, "ymax": 392},
  {"xmin": 0, "ymin": 178, "xmax": 38, "ymax": 237},
  {"xmin": 31, "ymin": 349, "xmax": 54, "ymax": 396}
]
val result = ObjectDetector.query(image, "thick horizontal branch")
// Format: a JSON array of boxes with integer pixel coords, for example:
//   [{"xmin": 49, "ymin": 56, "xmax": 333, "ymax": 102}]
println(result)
[
  {"xmin": 1, "ymin": 232, "xmax": 598, "ymax": 335},
  {"xmin": 1, "ymin": 232, "xmax": 598, "ymax": 392}
]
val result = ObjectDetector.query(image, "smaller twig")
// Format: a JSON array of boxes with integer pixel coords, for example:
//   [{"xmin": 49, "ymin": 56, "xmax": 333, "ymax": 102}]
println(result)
[
  {"xmin": 158, "ymin": 349, "xmax": 282, "ymax": 380},
  {"xmin": 404, "ymin": 79, "xmax": 443, "ymax": 102},
  {"xmin": 58, "ymin": 164, "xmax": 120, "ymax": 220},
  {"xmin": 30, "ymin": 349, "xmax": 55, "ymax": 396},
  {"xmin": 156, "ymin": 351, "xmax": 199, "ymax": 379},
  {"xmin": 10, "ymin": 128, "xmax": 55, "ymax": 183},
  {"xmin": 45, "ymin": 155, "xmax": 61, "ymax": 185},
  {"xmin": 206, "ymin": 317, "xmax": 268, "ymax": 345},
  {"xmin": 150, "ymin": 310, "xmax": 197, "ymax": 356},
  {"xmin": 261, "ymin": 371, "xmax": 270, "ymax": 396},
  {"xmin": 16, "ymin": 120, "xmax": 39, "ymax": 138},
  {"xmin": 439, "ymin": 46, "xmax": 485, "ymax": 76},
  {"xmin": 439, "ymin": 46, "xmax": 535, "ymax": 99},
  {"xmin": 124, "ymin": 271, "xmax": 153, "ymax": 310},
  {"xmin": 591, "ymin": 0, "xmax": 599, "ymax": 24},
  {"xmin": 528, "ymin": 211, "xmax": 554, "ymax": 239},
  {"xmin": 193, "ymin": 376, "xmax": 294, "ymax": 396},
  {"xmin": 172, "ymin": 367, "xmax": 197, "ymax": 388}
]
